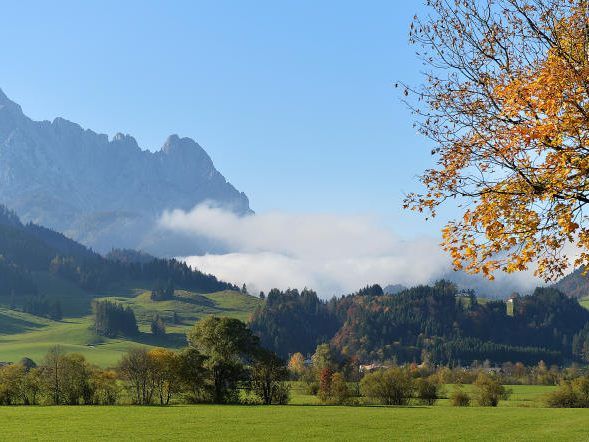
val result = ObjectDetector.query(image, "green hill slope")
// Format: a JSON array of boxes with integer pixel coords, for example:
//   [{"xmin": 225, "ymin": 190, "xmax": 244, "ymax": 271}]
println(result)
[
  {"xmin": 0, "ymin": 288, "xmax": 261, "ymax": 367},
  {"xmin": 0, "ymin": 204, "xmax": 260, "ymax": 366}
]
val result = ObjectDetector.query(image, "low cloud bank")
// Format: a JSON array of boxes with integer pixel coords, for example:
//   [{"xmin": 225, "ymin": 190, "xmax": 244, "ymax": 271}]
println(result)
[{"xmin": 159, "ymin": 204, "xmax": 542, "ymax": 297}]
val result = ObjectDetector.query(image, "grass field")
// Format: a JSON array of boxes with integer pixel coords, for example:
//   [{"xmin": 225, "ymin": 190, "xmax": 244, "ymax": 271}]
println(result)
[
  {"xmin": 0, "ymin": 382, "xmax": 576, "ymax": 440},
  {"xmin": 2, "ymin": 405, "xmax": 588, "ymax": 441},
  {"xmin": 0, "ymin": 288, "xmax": 260, "ymax": 366}
]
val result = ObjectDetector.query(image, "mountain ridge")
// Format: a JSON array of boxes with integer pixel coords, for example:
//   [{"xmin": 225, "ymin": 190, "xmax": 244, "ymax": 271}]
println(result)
[{"xmin": 0, "ymin": 88, "xmax": 251, "ymax": 255}]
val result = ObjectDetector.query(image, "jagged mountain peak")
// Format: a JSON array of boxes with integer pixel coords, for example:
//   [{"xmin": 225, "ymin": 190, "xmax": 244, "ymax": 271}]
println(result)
[
  {"xmin": 0, "ymin": 88, "xmax": 23, "ymax": 115},
  {"xmin": 0, "ymin": 89, "xmax": 251, "ymax": 255},
  {"xmin": 111, "ymin": 132, "xmax": 140, "ymax": 151},
  {"xmin": 161, "ymin": 134, "xmax": 207, "ymax": 156}
]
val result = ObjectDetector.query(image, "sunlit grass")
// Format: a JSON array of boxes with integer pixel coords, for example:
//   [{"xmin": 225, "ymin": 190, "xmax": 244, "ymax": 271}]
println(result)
[
  {"xmin": 1, "ymin": 405, "xmax": 588, "ymax": 441},
  {"xmin": 0, "ymin": 288, "xmax": 260, "ymax": 367}
]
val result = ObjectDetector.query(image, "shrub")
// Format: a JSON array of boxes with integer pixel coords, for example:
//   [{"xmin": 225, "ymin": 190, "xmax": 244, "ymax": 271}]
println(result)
[
  {"xmin": 546, "ymin": 376, "xmax": 589, "ymax": 408},
  {"xmin": 415, "ymin": 377, "xmax": 442, "ymax": 405},
  {"xmin": 360, "ymin": 367, "xmax": 414, "ymax": 406},
  {"xmin": 271, "ymin": 382, "xmax": 291, "ymax": 405},
  {"xmin": 473, "ymin": 373, "xmax": 511, "ymax": 407},
  {"xmin": 90, "ymin": 370, "xmax": 120, "ymax": 405},
  {"xmin": 0, "ymin": 364, "xmax": 24, "ymax": 405},
  {"xmin": 306, "ymin": 382, "xmax": 319, "ymax": 396},
  {"xmin": 450, "ymin": 387, "xmax": 471, "ymax": 407}
]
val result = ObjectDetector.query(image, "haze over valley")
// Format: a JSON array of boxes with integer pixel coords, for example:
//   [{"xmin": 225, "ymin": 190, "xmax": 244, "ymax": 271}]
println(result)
[{"xmin": 0, "ymin": 89, "xmax": 542, "ymax": 297}]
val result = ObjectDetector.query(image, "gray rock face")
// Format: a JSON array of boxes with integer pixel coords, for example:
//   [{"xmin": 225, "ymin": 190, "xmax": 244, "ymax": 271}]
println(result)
[{"xmin": 0, "ymin": 89, "xmax": 251, "ymax": 255}]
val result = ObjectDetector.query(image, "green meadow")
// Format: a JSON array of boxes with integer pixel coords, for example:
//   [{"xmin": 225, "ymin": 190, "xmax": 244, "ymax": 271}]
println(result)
[
  {"xmin": 0, "ymin": 283, "xmax": 260, "ymax": 366},
  {"xmin": 1, "ymin": 404, "xmax": 588, "ymax": 441},
  {"xmin": 0, "ymin": 378, "xmax": 578, "ymax": 441}
]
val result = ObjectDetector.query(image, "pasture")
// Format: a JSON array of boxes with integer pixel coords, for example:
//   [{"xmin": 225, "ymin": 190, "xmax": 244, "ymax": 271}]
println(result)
[
  {"xmin": 2, "ymin": 404, "xmax": 588, "ymax": 441},
  {"xmin": 0, "ymin": 288, "xmax": 259, "ymax": 366}
]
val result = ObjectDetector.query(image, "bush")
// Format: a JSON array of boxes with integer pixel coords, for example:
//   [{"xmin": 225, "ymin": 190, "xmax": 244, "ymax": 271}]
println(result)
[
  {"xmin": 415, "ymin": 377, "xmax": 442, "ymax": 405},
  {"xmin": 547, "ymin": 376, "xmax": 589, "ymax": 408},
  {"xmin": 306, "ymin": 382, "xmax": 319, "ymax": 395},
  {"xmin": 450, "ymin": 387, "xmax": 471, "ymax": 407},
  {"xmin": 360, "ymin": 367, "xmax": 414, "ymax": 406},
  {"xmin": 329, "ymin": 372, "xmax": 351, "ymax": 405},
  {"xmin": 90, "ymin": 370, "xmax": 120, "ymax": 405},
  {"xmin": 473, "ymin": 373, "xmax": 511, "ymax": 407},
  {"xmin": 272, "ymin": 382, "xmax": 291, "ymax": 405}
]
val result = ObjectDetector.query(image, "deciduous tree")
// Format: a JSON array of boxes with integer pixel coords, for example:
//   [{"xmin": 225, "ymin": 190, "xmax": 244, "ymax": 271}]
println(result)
[
  {"xmin": 149, "ymin": 348, "xmax": 180, "ymax": 405},
  {"xmin": 250, "ymin": 349, "xmax": 290, "ymax": 405},
  {"xmin": 360, "ymin": 367, "xmax": 414, "ymax": 405},
  {"xmin": 287, "ymin": 352, "xmax": 306, "ymax": 379},
  {"xmin": 405, "ymin": 0, "xmax": 589, "ymax": 281},
  {"xmin": 118, "ymin": 348, "xmax": 155, "ymax": 405},
  {"xmin": 187, "ymin": 316, "xmax": 259, "ymax": 403}
]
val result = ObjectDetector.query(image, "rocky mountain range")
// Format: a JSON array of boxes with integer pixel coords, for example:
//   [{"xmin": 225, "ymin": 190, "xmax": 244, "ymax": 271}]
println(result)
[{"xmin": 0, "ymin": 89, "xmax": 251, "ymax": 256}]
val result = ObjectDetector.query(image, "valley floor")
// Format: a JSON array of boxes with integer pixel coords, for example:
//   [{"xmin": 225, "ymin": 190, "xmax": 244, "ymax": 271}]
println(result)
[{"xmin": 2, "ymin": 405, "xmax": 588, "ymax": 441}]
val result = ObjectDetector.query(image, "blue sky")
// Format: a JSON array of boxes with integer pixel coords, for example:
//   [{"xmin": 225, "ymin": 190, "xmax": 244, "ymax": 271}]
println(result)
[
  {"xmin": 0, "ymin": 1, "xmax": 544, "ymax": 294},
  {"xmin": 0, "ymin": 0, "xmax": 442, "ymax": 235}
]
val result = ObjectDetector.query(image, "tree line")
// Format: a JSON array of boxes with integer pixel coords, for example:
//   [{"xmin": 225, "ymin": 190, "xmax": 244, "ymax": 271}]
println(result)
[
  {"xmin": 3, "ymin": 315, "xmax": 589, "ymax": 408},
  {"xmin": 93, "ymin": 300, "xmax": 138, "ymax": 338},
  {"xmin": 0, "ymin": 316, "xmax": 290, "ymax": 406},
  {"xmin": 288, "ymin": 342, "xmax": 589, "ymax": 408},
  {"xmin": 250, "ymin": 282, "xmax": 589, "ymax": 366},
  {"xmin": 0, "ymin": 204, "xmax": 238, "ymax": 308}
]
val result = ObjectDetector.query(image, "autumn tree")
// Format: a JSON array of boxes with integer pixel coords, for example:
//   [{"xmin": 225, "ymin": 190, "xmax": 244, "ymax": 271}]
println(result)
[
  {"xmin": 415, "ymin": 376, "xmax": 443, "ymax": 406},
  {"xmin": 89, "ymin": 369, "xmax": 120, "ymax": 405},
  {"xmin": 39, "ymin": 348, "xmax": 96, "ymax": 405},
  {"xmin": 59, "ymin": 353, "xmax": 93, "ymax": 405},
  {"xmin": 405, "ymin": 0, "xmax": 589, "ymax": 280},
  {"xmin": 149, "ymin": 348, "xmax": 180, "ymax": 405},
  {"xmin": 287, "ymin": 352, "xmax": 306, "ymax": 379},
  {"xmin": 318, "ymin": 367, "xmax": 334, "ymax": 402},
  {"xmin": 0, "ymin": 363, "xmax": 42, "ymax": 406},
  {"xmin": 0, "ymin": 364, "xmax": 27, "ymax": 405},
  {"xmin": 329, "ymin": 372, "xmax": 351, "ymax": 405},
  {"xmin": 311, "ymin": 344, "xmax": 337, "ymax": 375}
]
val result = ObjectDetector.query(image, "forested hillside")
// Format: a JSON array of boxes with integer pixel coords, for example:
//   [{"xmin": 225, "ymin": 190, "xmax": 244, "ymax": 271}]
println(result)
[
  {"xmin": 0, "ymin": 205, "xmax": 237, "ymax": 305},
  {"xmin": 553, "ymin": 267, "xmax": 589, "ymax": 299},
  {"xmin": 250, "ymin": 282, "xmax": 589, "ymax": 366}
]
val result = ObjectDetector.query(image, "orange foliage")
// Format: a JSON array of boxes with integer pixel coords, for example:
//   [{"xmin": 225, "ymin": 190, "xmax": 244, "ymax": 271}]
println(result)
[{"xmin": 405, "ymin": 0, "xmax": 589, "ymax": 281}]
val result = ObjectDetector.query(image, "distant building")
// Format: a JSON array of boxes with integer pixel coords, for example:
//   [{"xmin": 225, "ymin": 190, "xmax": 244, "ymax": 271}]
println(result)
[
  {"xmin": 359, "ymin": 363, "xmax": 389, "ymax": 373},
  {"xmin": 506, "ymin": 292, "xmax": 520, "ymax": 316}
]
